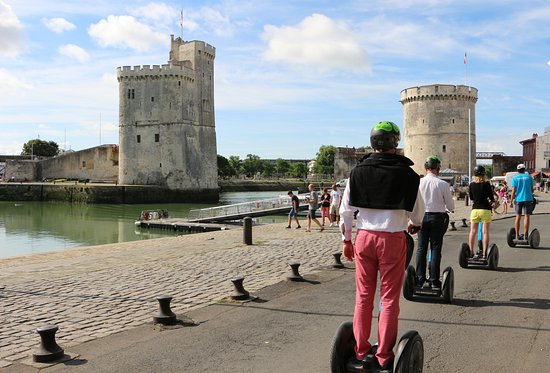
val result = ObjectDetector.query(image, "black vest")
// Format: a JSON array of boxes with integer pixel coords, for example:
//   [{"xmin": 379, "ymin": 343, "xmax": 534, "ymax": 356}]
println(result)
[{"xmin": 349, "ymin": 152, "xmax": 420, "ymax": 212}]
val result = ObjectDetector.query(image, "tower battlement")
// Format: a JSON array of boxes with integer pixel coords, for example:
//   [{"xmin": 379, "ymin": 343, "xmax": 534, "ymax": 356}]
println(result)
[
  {"xmin": 116, "ymin": 64, "xmax": 195, "ymax": 81},
  {"xmin": 400, "ymin": 84, "xmax": 478, "ymax": 104}
]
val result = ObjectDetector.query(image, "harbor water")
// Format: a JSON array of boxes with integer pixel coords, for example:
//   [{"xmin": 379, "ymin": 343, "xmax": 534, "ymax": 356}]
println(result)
[{"xmin": 0, "ymin": 191, "xmax": 290, "ymax": 258}]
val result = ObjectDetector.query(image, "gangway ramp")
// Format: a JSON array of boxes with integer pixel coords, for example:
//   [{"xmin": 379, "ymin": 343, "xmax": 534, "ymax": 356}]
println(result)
[{"xmin": 187, "ymin": 194, "xmax": 309, "ymax": 223}]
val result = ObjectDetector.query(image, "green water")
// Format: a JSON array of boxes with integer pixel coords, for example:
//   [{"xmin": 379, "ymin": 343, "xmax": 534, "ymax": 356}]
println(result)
[{"xmin": 0, "ymin": 191, "xmax": 288, "ymax": 258}]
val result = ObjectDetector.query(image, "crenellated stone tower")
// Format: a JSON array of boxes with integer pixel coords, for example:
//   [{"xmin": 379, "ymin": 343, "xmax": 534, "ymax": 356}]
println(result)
[
  {"xmin": 117, "ymin": 35, "xmax": 217, "ymax": 198},
  {"xmin": 400, "ymin": 84, "xmax": 478, "ymax": 176}
]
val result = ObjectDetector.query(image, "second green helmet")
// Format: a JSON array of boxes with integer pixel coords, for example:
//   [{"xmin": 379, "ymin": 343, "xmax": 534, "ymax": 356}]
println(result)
[{"xmin": 424, "ymin": 155, "xmax": 441, "ymax": 170}]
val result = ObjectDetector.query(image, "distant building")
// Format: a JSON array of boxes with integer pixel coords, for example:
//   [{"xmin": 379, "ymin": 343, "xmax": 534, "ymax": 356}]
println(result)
[
  {"xmin": 519, "ymin": 133, "xmax": 538, "ymax": 173},
  {"xmin": 535, "ymin": 127, "xmax": 550, "ymax": 171}
]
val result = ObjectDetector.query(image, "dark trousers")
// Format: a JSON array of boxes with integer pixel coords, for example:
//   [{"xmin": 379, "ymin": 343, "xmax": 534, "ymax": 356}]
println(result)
[{"xmin": 415, "ymin": 212, "xmax": 449, "ymax": 284}]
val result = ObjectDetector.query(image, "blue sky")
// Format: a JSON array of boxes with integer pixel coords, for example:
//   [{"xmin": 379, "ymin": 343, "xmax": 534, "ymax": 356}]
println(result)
[{"xmin": 1, "ymin": 0, "xmax": 550, "ymax": 160}]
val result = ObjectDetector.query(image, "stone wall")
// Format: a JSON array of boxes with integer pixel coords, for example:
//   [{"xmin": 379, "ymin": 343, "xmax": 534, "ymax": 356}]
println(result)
[
  {"xmin": 4, "ymin": 160, "xmax": 39, "ymax": 181},
  {"xmin": 40, "ymin": 145, "xmax": 119, "ymax": 182}
]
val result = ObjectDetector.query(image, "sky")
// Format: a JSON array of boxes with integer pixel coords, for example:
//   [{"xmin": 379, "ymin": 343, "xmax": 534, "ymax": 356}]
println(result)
[{"xmin": 1, "ymin": 0, "xmax": 550, "ymax": 160}]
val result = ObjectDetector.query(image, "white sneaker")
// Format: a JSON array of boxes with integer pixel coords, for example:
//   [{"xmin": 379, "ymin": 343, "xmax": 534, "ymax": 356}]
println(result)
[{"xmin": 329, "ymin": 223, "xmax": 333, "ymax": 227}]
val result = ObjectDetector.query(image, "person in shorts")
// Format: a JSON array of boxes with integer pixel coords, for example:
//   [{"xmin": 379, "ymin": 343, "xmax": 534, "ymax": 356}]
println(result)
[
  {"xmin": 286, "ymin": 191, "xmax": 301, "ymax": 229},
  {"xmin": 468, "ymin": 165, "xmax": 495, "ymax": 258},
  {"xmin": 320, "ymin": 187, "xmax": 332, "ymax": 226},
  {"xmin": 306, "ymin": 183, "xmax": 324, "ymax": 232},
  {"xmin": 510, "ymin": 164, "xmax": 535, "ymax": 240}
]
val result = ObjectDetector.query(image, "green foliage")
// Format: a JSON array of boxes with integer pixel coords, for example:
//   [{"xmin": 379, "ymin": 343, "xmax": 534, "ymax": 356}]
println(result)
[
  {"xmin": 289, "ymin": 162, "xmax": 308, "ymax": 178},
  {"xmin": 274, "ymin": 158, "xmax": 290, "ymax": 176},
  {"xmin": 228, "ymin": 156, "xmax": 242, "ymax": 175},
  {"xmin": 262, "ymin": 162, "xmax": 275, "ymax": 178},
  {"xmin": 242, "ymin": 154, "xmax": 264, "ymax": 177},
  {"xmin": 356, "ymin": 146, "xmax": 373, "ymax": 153},
  {"xmin": 21, "ymin": 139, "xmax": 60, "ymax": 157},
  {"xmin": 217, "ymin": 155, "xmax": 236, "ymax": 179},
  {"xmin": 484, "ymin": 164, "xmax": 493, "ymax": 178},
  {"xmin": 313, "ymin": 145, "xmax": 336, "ymax": 175}
]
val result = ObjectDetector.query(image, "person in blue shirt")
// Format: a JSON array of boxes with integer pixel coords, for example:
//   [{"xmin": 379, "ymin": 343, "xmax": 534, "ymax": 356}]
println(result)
[{"xmin": 510, "ymin": 164, "xmax": 535, "ymax": 240}]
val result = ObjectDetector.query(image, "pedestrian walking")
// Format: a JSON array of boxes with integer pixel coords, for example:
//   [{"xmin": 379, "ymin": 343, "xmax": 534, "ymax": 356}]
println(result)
[
  {"xmin": 306, "ymin": 184, "xmax": 324, "ymax": 232},
  {"xmin": 286, "ymin": 191, "xmax": 301, "ymax": 229}
]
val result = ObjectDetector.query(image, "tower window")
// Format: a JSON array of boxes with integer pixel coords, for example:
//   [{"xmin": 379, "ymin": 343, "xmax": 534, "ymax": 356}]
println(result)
[
  {"xmin": 452, "ymin": 119, "xmax": 455, "ymax": 124},
  {"xmin": 151, "ymin": 97, "xmax": 155, "ymax": 102},
  {"xmin": 127, "ymin": 89, "xmax": 135, "ymax": 99},
  {"xmin": 155, "ymin": 134, "xmax": 160, "ymax": 142},
  {"xmin": 178, "ymin": 81, "xmax": 181, "ymax": 86},
  {"xmin": 442, "ymin": 145, "xmax": 446, "ymax": 153},
  {"xmin": 137, "ymin": 135, "xmax": 141, "ymax": 143},
  {"xmin": 82, "ymin": 161, "xmax": 86, "ymax": 168}
]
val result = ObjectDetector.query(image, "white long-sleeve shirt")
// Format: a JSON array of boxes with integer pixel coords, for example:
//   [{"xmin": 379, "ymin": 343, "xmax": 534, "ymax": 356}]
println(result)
[
  {"xmin": 339, "ymin": 181, "xmax": 425, "ymax": 241},
  {"xmin": 419, "ymin": 172, "xmax": 455, "ymax": 213}
]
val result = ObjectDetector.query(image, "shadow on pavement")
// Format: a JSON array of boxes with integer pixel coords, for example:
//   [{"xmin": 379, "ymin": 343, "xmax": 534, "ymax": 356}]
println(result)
[
  {"xmin": 497, "ymin": 265, "xmax": 550, "ymax": 272},
  {"xmin": 453, "ymin": 297, "xmax": 550, "ymax": 310}
]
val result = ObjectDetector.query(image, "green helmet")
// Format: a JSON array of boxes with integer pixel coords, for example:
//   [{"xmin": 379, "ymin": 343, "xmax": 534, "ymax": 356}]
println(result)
[
  {"xmin": 370, "ymin": 121, "xmax": 400, "ymax": 151},
  {"xmin": 424, "ymin": 155, "xmax": 441, "ymax": 170}
]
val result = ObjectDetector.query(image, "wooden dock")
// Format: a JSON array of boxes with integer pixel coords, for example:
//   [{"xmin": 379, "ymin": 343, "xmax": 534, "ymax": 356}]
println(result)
[{"xmin": 135, "ymin": 218, "xmax": 231, "ymax": 233}]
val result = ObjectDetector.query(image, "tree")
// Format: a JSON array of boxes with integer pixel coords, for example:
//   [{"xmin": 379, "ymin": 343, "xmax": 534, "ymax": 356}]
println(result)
[
  {"xmin": 228, "ymin": 156, "xmax": 242, "ymax": 175},
  {"xmin": 217, "ymin": 155, "xmax": 236, "ymax": 179},
  {"xmin": 21, "ymin": 139, "xmax": 60, "ymax": 157},
  {"xmin": 241, "ymin": 154, "xmax": 264, "ymax": 177},
  {"xmin": 313, "ymin": 145, "xmax": 336, "ymax": 176},
  {"xmin": 289, "ymin": 162, "xmax": 308, "ymax": 179},
  {"xmin": 262, "ymin": 161, "xmax": 275, "ymax": 178},
  {"xmin": 274, "ymin": 158, "xmax": 290, "ymax": 176}
]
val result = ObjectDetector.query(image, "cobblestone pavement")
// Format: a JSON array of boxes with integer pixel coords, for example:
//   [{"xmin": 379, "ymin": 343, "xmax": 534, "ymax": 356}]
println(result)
[{"xmin": 1, "ymin": 192, "xmax": 548, "ymax": 368}]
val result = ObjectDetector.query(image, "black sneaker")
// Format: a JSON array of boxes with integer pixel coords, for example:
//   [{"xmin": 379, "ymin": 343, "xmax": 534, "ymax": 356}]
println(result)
[
  {"xmin": 346, "ymin": 356, "xmax": 369, "ymax": 372},
  {"xmin": 296, "ymin": 225, "xmax": 301, "ymax": 229},
  {"xmin": 517, "ymin": 234, "xmax": 524, "ymax": 240},
  {"xmin": 430, "ymin": 280, "xmax": 442, "ymax": 290},
  {"xmin": 285, "ymin": 226, "xmax": 291, "ymax": 229},
  {"xmin": 375, "ymin": 358, "xmax": 394, "ymax": 373}
]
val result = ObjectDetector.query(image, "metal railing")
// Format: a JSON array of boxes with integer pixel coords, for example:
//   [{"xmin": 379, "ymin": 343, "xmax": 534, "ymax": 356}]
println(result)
[{"xmin": 187, "ymin": 194, "xmax": 309, "ymax": 221}]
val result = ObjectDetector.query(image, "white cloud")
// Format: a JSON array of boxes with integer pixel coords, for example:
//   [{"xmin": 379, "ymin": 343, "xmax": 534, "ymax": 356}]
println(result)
[
  {"xmin": 200, "ymin": 7, "xmax": 234, "ymax": 37},
  {"xmin": 262, "ymin": 14, "xmax": 371, "ymax": 73},
  {"xmin": 58, "ymin": 44, "xmax": 89, "ymax": 62},
  {"xmin": 88, "ymin": 15, "xmax": 166, "ymax": 52},
  {"xmin": 43, "ymin": 17, "xmax": 76, "ymax": 33},
  {"xmin": 0, "ymin": 1, "xmax": 25, "ymax": 57},
  {"xmin": 0, "ymin": 69, "xmax": 32, "ymax": 94},
  {"xmin": 132, "ymin": 2, "xmax": 176, "ymax": 25}
]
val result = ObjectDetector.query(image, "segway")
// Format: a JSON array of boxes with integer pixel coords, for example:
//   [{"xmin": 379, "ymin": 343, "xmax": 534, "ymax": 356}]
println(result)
[
  {"xmin": 330, "ymin": 321, "xmax": 424, "ymax": 373},
  {"xmin": 506, "ymin": 227, "xmax": 540, "ymax": 249},
  {"xmin": 330, "ymin": 232, "xmax": 423, "ymax": 372},
  {"xmin": 458, "ymin": 222, "xmax": 499, "ymax": 270},
  {"xmin": 402, "ymin": 264, "xmax": 454, "ymax": 304}
]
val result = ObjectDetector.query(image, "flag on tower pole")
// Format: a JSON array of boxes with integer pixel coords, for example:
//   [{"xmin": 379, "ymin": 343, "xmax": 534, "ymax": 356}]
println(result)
[{"xmin": 464, "ymin": 52, "xmax": 467, "ymax": 64}]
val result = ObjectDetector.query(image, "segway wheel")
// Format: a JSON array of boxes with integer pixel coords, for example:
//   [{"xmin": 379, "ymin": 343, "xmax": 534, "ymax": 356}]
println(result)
[
  {"xmin": 458, "ymin": 243, "xmax": 469, "ymax": 268},
  {"xmin": 487, "ymin": 244, "xmax": 499, "ymax": 270},
  {"xmin": 507, "ymin": 228, "xmax": 516, "ymax": 248},
  {"xmin": 529, "ymin": 229, "xmax": 540, "ymax": 249},
  {"xmin": 394, "ymin": 330, "xmax": 424, "ymax": 373},
  {"xmin": 441, "ymin": 267, "xmax": 454, "ymax": 304},
  {"xmin": 330, "ymin": 321, "xmax": 355, "ymax": 373},
  {"xmin": 403, "ymin": 265, "xmax": 415, "ymax": 301},
  {"xmin": 405, "ymin": 231, "xmax": 414, "ymax": 269}
]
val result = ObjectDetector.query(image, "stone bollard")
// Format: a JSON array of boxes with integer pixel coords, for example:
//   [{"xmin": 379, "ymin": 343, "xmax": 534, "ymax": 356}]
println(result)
[
  {"xmin": 287, "ymin": 262, "xmax": 304, "ymax": 281},
  {"xmin": 153, "ymin": 295, "xmax": 177, "ymax": 325},
  {"xmin": 230, "ymin": 276, "xmax": 250, "ymax": 300},
  {"xmin": 461, "ymin": 218, "xmax": 468, "ymax": 227},
  {"xmin": 332, "ymin": 252, "xmax": 345, "ymax": 268},
  {"xmin": 32, "ymin": 325, "xmax": 64, "ymax": 363},
  {"xmin": 449, "ymin": 221, "xmax": 457, "ymax": 231},
  {"xmin": 243, "ymin": 217, "xmax": 252, "ymax": 245}
]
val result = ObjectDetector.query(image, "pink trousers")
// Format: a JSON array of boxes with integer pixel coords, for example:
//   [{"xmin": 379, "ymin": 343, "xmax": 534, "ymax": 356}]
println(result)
[{"xmin": 352, "ymin": 229, "xmax": 406, "ymax": 367}]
